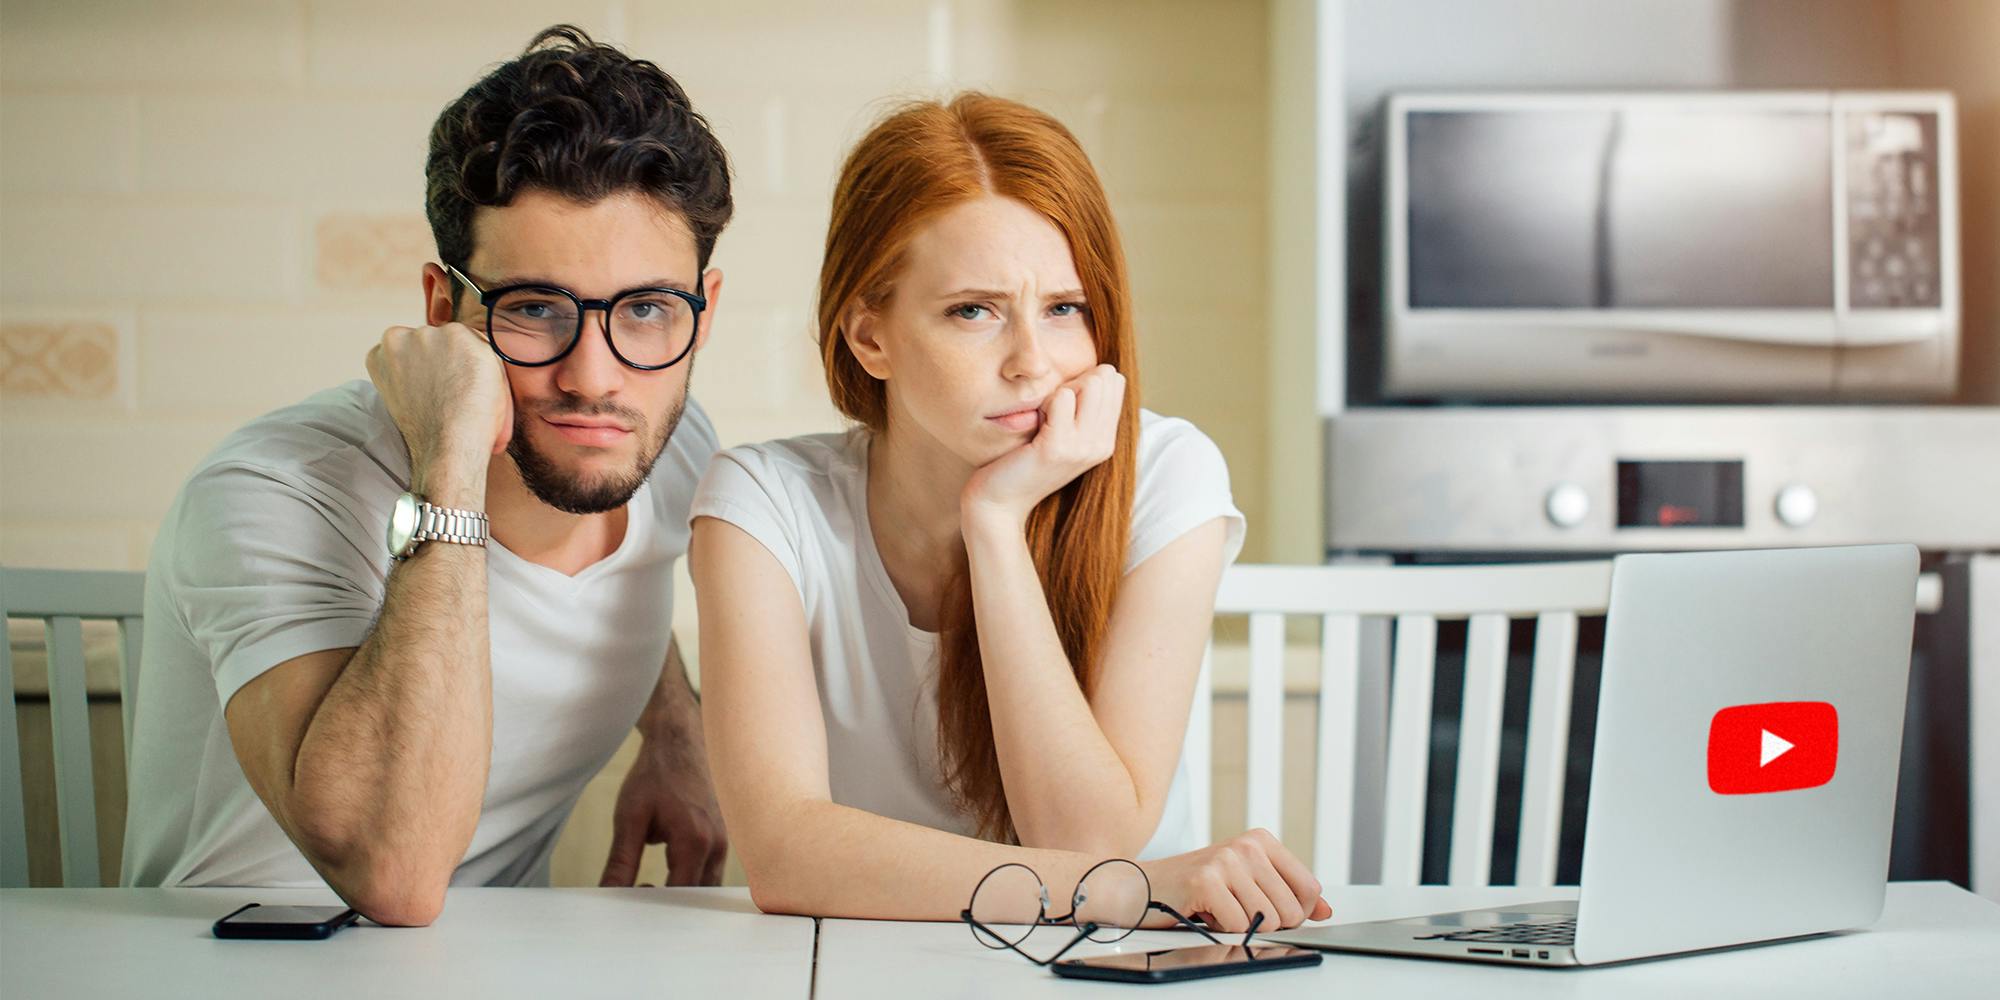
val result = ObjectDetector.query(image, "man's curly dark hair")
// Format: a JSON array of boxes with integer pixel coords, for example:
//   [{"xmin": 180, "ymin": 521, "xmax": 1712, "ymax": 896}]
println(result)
[{"xmin": 424, "ymin": 24, "xmax": 733, "ymax": 286}]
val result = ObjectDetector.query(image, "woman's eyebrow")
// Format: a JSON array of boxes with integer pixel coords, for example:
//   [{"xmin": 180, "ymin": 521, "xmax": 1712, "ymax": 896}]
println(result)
[
  {"xmin": 936, "ymin": 287, "xmax": 1010, "ymax": 301},
  {"xmin": 934, "ymin": 287, "xmax": 1086, "ymax": 301}
]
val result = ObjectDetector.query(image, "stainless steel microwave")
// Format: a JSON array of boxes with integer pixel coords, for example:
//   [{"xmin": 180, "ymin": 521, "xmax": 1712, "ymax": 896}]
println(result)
[{"xmin": 1382, "ymin": 91, "xmax": 1960, "ymax": 401}]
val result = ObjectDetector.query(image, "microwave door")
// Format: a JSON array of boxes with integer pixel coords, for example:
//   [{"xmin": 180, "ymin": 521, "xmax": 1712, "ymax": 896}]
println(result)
[{"xmin": 1604, "ymin": 106, "xmax": 1837, "ymax": 332}]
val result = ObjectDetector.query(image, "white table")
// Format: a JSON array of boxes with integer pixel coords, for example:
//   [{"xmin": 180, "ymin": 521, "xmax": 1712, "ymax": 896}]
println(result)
[
  {"xmin": 5, "ymin": 883, "xmax": 1993, "ymax": 998},
  {"xmin": 0, "ymin": 887, "xmax": 812, "ymax": 999},
  {"xmin": 815, "ymin": 882, "xmax": 2000, "ymax": 999}
]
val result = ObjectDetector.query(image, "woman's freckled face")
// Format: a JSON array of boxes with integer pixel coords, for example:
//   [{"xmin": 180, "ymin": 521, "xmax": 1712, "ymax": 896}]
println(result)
[{"xmin": 866, "ymin": 195, "xmax": 1099, "ymax": 468}]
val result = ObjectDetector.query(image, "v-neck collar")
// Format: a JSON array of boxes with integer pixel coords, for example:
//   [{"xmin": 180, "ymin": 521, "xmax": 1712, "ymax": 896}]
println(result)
[
  {"xmin": 487, "ymin": 480, "xmax": 652, "ymax": 590},
  {"xmin": 851, "ymin": 430, "xmax": 942, "ymax": 645}
]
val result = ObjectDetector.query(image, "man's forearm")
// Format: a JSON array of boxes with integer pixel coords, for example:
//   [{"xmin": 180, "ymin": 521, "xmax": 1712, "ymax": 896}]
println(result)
[
  {"xmin": 637, "ymin": 638, "xmax": 700, "ymax": 743},
  {"xmin": 284, "ymin": 478, "xmax": 493, "ymax": 921}
]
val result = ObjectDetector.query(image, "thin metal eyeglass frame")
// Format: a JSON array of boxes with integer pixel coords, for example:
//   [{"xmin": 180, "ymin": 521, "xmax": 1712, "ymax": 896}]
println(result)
[
  {"xmin": 959, "ymin": 860, "xmax": 1266, "ymax": 968},
  {"xmin": 443, "ymin": 262, "xmax": 705, "ymax": 371}
]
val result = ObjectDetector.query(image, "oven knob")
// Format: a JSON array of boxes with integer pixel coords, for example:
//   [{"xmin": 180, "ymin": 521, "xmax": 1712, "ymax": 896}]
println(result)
[
  {"xmin": 1775, "ymin": 484, "xmax": 1818, "ymax": 528},
  {"xmin": 1545, "ymin": 484, "xmax": 1590, "ymax": 529}
]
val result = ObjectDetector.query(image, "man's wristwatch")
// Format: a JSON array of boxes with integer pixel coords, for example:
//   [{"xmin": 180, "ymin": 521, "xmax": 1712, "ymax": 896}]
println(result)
[{"xmin": 387, "ymin": 491, "xmax": 489, "ymax": 561}]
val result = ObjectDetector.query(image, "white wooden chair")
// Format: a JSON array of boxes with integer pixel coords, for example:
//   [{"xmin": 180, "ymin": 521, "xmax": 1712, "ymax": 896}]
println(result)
[
  {"xmin": 1, "ymin": 567, "xmax": 147, "ymax": 887},
  {"xmin": 1188, "ymin": 561, "xmax": 1613, "ymax": 888}
]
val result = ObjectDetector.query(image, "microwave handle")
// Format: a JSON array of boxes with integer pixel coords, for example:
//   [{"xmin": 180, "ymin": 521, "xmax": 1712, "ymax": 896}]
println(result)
[
  {"xmin": 1459, "ymin": 312, "xmax": 1842, "ymax": 347},
  {"xmin": 1471, "ymin": 311, "xmax": 1945, "ymax": 348},
  {"xmin": 1839, "ymin": 313, "xmax": 1954, "ymax": 347}
]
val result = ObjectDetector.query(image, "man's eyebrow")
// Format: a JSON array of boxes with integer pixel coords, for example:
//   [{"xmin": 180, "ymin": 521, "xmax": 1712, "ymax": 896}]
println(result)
[{"xmin": 489, "ymin": 275, "xmax": 698, "ymax": 294}]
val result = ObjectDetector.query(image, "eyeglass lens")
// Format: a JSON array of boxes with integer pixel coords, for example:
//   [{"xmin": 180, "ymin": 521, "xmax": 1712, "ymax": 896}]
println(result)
[
  {"xmin": 487, "ymin": 287, "xmax": 697, "ymax": 367},
  {"xmin": 1071, "ymin": 859, "xmax": 1151, "ymax": 942},
  {"xmin": 966, "ymin": 863, "xmax": 1046, "ymax": 949}
]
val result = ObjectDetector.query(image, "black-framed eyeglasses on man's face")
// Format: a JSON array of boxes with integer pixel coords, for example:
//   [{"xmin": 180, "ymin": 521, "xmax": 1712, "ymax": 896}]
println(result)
[
  {"xmin": 960, "ymin": 859, "xmax": 1262, "ymax": 968},
  {"xmin": 443, "ymin": 262, "xmax": 705, "ymax": 371}
]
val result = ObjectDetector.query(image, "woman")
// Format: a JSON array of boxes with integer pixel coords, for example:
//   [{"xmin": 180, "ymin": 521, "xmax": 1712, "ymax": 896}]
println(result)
[{"xmin": 690, "ymin": 93, "xmax": 1329, "ymax": 932}]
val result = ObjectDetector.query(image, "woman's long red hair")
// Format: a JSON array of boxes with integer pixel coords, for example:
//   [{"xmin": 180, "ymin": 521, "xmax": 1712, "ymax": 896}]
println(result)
[{"xmin": 817, "ymin": 93, "xmax": 1140, "ymax": 841}]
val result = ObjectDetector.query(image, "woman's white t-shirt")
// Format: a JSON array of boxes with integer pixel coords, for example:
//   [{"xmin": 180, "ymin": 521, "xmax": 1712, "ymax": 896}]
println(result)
[{"xmin": 690, "ymin": 409, "xmax": 1245, "ymax": 858}]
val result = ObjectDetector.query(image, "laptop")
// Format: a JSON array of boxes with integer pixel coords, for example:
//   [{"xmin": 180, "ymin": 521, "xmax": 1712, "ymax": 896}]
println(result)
[{"xmin": 1263, "ymin": 544, "xmax": 1919, "ymax": 967}]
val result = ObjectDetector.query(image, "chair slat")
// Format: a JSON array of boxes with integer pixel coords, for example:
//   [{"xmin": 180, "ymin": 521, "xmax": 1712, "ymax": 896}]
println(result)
[
  {"xmin": 1187, "ymin": 644, "xmax": 1214, "ymax": 846},
  {"xmin": 1312, "ymin": 613, "xmax": 1361, "ymax": 885},
  {"xmin": 119, "ymin": 616, "xmax": 144, "ymax": 768},
  {"xmin": 44, "ymin": 616, "xmax": 103, "ymax": 887},
  {"xmin": 1245, "ymin": 612, "xmax": 1286, "ymax": 834},
  {"xmin": 1448, "ymin": 613, "xmax": 1510, "ymax": 885},
  {"xmin": 1, "ymin": 569, "xmax": 146, "ymax": 619},
  {"xmin": 1516, "ymin": 611, "xmax": 1579, "ymax": 887},
  {"xmin": 1380, "ymin": 614, "xmax": 1437, "ymax": 886},
  {"xmin": 1350, "ymin": 616, "xmax": 1393, "ymax": 885},
  {"xmin": 0, "ymin": 620, "xmax": 29, "ymax": 887}
]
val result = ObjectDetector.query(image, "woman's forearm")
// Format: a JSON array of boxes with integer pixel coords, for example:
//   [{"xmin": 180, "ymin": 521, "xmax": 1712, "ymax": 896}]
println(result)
[
  {"xmin": 961, "ymin": 512, "xmax": 1158, "ymax": 854},
  {"xmin": 739, "ymin": 797, "xmax": 1109, "ymax": 920}
]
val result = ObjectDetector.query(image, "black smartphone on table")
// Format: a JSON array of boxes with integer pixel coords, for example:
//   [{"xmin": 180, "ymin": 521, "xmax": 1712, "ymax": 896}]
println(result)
[
  {"xmin": 1051, "ymin": 941, "xmax": 1323, "ymax": 983},
  {"xmin": 212, "ymin": 903, "xmax": 362, "ymax": 940}
]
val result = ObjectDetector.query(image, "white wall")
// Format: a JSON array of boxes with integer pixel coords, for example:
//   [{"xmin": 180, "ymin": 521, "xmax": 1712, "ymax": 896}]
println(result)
[{"xmin": 0, "ymin": 0, "xmax": 1278, "ymax": 888}]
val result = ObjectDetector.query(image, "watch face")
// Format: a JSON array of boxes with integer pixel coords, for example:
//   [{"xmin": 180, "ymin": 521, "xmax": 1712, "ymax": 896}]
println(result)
[{"xmin": 388, "ymin": 492, "xmax": 420, "ymax": 557}]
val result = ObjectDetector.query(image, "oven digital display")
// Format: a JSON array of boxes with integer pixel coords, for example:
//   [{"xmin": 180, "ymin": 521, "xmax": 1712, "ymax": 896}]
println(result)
[{"xmin": 1616, "ymin": 460, "xmax": 1744, "ymax": 528}]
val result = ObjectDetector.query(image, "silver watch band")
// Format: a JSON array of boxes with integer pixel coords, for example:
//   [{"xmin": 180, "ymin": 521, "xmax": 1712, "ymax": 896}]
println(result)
[{"xmin": 415, "ymin": 503, "xmax": 489, "ymax": 546}]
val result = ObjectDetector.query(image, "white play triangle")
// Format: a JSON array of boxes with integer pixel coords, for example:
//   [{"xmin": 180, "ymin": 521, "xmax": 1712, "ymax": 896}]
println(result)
[{"xmin": 1760, "ymin": 729, "xmax": 1794, "ymax": 768}]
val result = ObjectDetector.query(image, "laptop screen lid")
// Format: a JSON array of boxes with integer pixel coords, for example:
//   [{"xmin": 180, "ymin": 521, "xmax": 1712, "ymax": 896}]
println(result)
[{"xmin": 1572, "ymin": 544, "xmax": 1918, "ymax": 965}]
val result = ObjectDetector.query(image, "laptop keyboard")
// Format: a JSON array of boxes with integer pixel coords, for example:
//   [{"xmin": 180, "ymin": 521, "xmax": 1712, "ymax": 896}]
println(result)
[{"xmin": 1421, "ymin": 917, "xmax": 1576, "ymax": 946}]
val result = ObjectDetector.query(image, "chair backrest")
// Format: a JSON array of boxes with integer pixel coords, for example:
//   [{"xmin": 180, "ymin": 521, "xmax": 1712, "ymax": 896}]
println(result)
[
  {"xmin": 1189, "ymin": 561, "xmax": 1612, "ymax": 889},
  {"xmin": 1, "ymin": 566, "xmax": 146, "ymax": 888}
]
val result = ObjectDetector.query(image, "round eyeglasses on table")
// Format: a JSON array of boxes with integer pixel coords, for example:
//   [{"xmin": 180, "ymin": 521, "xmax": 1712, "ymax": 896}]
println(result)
[
  {"xmin": 444, "ymin": 262, "xmax": 705, "ymax": 371},
  {"xmin": 961, "ymin": 858, "xmax": 1266, "ymax": 967}
]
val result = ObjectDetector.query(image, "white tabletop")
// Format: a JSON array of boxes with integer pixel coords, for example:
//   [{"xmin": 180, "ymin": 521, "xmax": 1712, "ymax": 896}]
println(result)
[
  {"xmin": 0, "ymin": 886, "xmax": 812, "ymax": 1000},
  {"xmin": 815, "ymin": 882, "xmax": 2000, "ymax": 999},
  {"xmin": 5, "ymin": 883, "xmax": 1992, "ymax": 999}
]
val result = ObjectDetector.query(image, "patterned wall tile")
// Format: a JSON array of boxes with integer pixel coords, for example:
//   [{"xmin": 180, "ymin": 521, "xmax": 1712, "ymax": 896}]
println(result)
[
  {"xmin": 315, "ymin": 213, "xmax": 435, "ymax": 290},
  {"xmin": 0, "ymin": 321, "xmax": 119, "ymax": 399}
]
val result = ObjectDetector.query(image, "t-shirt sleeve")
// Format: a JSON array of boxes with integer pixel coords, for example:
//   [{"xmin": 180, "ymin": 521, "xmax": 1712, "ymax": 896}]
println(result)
[
  {"xmin": 689, "ymin": 447, "xmax": 806, "ymax": 596},
  {"xmin": 1125, "ymin": 417, "xmax": 1248, "ymax": 574},
  {"xmin": 162, "ymin": 462, "xmax": 387, "ymax": 709},
  {"xmin": 650, "ymin": 395, "xmax": 723, "ymax": 558},
  {"xmin": 674, "ymin": 396, "xmax": 722, "ymax": 475}
]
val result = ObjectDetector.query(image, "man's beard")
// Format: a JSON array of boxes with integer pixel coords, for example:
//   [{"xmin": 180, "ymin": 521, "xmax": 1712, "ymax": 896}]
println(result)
[{"xmin": 507, "ymin": 371, "xmax": 690, "ymax": 516}]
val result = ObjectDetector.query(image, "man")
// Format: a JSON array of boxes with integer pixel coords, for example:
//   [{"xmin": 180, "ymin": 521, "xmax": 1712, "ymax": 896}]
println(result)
[{"xmin": 121, "ymin": 26, "xmax": 731, "ymax": 925}]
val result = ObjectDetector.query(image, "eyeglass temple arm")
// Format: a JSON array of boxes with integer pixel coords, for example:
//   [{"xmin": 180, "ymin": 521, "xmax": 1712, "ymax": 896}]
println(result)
[
  {"xmin": 1038, "ymin": 923, "xmax": 1099, "ymax": 966},
  {"xmin": 1145, "ymin": 903, "xmax": 1269, "ymax": 948},
  {"xmin": 961, "ymin": 913, "xmax": 1101, "ymax": 968},
  {"xmin": 441, "ymin": 262, "xmax": 481, "ymax": 295},
  {"xmin": 1148, "ymin": 901, "xmax": 1223, "ymax": 944}
]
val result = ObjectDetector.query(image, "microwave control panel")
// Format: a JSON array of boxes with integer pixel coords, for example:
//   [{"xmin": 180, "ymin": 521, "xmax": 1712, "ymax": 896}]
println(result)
[{"xmin": 1845, "ymin": 110, "xmax": 1941, "ymax": 310}]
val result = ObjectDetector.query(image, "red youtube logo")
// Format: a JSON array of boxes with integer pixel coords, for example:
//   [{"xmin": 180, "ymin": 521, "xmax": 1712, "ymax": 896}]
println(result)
[{"xmin": 1707, "ymin": 701, "xmax": 1839, "ymax": 795}]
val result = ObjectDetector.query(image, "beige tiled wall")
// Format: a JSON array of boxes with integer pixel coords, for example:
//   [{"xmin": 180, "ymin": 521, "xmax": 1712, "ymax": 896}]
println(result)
[{"xmin": 1, "ymin": 1, "xmax": 1276, "ymax": 886}]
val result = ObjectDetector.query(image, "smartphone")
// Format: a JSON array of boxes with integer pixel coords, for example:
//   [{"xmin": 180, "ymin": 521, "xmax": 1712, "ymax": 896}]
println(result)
[
  {"xmin": 1051, "ymin": 942, "xmax": 1323, "ymax": 983},
  {"xmin": 212, "ymin": 903, "xmax": 362, "ymax": 940}
]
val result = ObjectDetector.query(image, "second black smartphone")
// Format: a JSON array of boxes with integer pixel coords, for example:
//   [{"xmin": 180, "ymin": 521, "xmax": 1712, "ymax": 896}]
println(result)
[
  {"xmin": 1052, "ymin": 942, "xmax": 1323, "ymax": 984},
  {"xmin": 212, "ymin": 903, "xmax": 362, "ymax": 940}
]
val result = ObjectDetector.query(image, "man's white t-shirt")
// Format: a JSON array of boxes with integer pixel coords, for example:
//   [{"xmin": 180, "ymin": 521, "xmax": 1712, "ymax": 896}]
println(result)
[
  {"xmin": 121, "ymin": 380, "xmax": 717, "ymax": 888},
  {"xmin": 689, "ymin": 410, "xmax": 1245, "ymax": 858}
]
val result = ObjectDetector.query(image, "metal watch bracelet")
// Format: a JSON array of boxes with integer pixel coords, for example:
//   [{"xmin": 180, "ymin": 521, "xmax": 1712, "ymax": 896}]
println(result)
[
  {"xmin": 414, "ymin": 503, "xmax": 489, "ymax": 546},
  {"xmin": 389, "ymin": 491, "xmax": 487, "ymax": 561}
]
